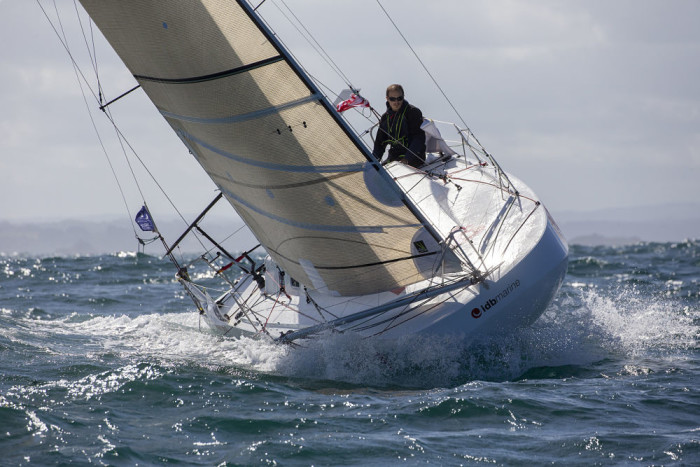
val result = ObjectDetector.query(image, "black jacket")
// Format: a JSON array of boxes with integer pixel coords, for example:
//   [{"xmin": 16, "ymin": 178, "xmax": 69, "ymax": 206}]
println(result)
[{"xmin": 372, "ymin": 100, "xmax": 426, "ymax": 168}]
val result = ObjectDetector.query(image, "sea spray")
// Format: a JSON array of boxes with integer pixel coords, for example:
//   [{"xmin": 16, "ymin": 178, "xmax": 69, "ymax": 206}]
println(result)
[{"xmin": 1, "ymin": 243, "xmax": 699, "ymax": 464}]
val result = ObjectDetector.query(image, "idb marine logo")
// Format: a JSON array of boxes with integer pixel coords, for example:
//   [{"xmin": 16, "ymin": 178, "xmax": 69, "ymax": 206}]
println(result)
[
  {"xmin": 471, "ymin": 297, "xmax": 498, "ymax": 318},
  {"xmin": 470, "ymin": 280, "xmax": 520, "ymax": 318}
]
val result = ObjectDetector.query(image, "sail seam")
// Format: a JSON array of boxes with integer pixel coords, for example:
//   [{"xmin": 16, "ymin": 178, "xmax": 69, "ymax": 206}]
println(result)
[
  {"xmin": 161, "ymin": 94, "xmax": 321, "ymax": 125},
  {"xmin": 211, "ymin": 171, "xmax": 418, "ymax": 226},
  {"xmin": 301, "ymin": 251, "xmax": 437, "ymax": 271},
  {"xmin": 180, "ymin": 130, "xmax": 365, "ymax": 173},
  {"xmin": 220, "ymin": 186, "xmax": 421, "ymax": 233},
  {"xmin": 133, "ymin": 55, "xmax": 284, "ymax": 84},
  {"xmin": 210, "ymin": 171, "xmax": 351, "ymax": 190}
]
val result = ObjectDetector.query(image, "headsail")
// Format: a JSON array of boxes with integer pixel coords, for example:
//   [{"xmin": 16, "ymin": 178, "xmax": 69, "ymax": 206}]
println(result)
[{"xmin": 80, "ymin": 0, "xmax": 454, "ymax": 296}]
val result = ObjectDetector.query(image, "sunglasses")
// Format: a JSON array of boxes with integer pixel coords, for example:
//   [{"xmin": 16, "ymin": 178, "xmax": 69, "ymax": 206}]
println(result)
[{"xmin": 387, "ymin": 95, "xmax": 404, "ymax": 102}]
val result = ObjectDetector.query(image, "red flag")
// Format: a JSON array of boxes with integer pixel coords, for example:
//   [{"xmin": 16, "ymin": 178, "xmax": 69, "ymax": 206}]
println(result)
[{"xmin": 336, "ymin": 93, "xmax": 370, "ymax": 113}]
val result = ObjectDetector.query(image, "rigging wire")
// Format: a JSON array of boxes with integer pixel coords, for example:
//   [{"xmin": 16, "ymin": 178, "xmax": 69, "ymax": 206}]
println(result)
[
  {"xmin": 254, "ymin": 1, "xmax": 378, "ymax": 138},
  {"xmin": 374, "ymin": 0, "xmax": 472, "ymax": 133},
  {"xmin": 255, "ymin": 2, "xmax": 347, "ymax": 93},
  {"xmin": 38, "ymin": 0, "xmax": 220, "ymax": 257},
  {"xmin": 71, "ymin": 0, "xmax": 102, "ymax": 103},
  {"xmin": 38, "ymin": 1, "xmax": 99, "ymax": 102},
  {"xmin": 87, "ymin": 7, "xmax": 103, "ymax": 104},
  {"xmin": 374, "ymin": 0, "xmax": 517, "ymax": 194},
  {"xmin": 374, "ymin": 1, "xmax": 521, "ymax": 209},
  {"xmin": 38, "ymin": 0, "xmax": 138, "ymax": 237},
  {"xmin": 66, "ymin": 3, "xmax": 163, "ymax": 218},
  {"xmin": 276, "ymin": 0, "xmax": 355, "ymax": 89}
]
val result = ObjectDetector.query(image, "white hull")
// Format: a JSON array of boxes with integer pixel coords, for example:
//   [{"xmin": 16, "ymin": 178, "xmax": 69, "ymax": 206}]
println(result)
[{"xmin": 180, "ymin": 155, "xmax": 569, "ymax": 343}]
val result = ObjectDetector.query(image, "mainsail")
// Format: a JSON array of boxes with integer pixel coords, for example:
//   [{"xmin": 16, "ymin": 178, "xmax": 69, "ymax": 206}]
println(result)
[{"xmin": 80, "ymin": 0, "xmax": 453, "ymax": 296}]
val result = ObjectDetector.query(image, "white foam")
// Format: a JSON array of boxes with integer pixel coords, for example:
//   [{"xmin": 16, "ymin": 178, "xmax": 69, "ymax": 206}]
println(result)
[
  {"xmin": 579, "ymin": 285, "xmax": 697, "ymax": 355},
  {"xmin": 11, "ymin": 281, "xmax": 697, "ymax": 387}
]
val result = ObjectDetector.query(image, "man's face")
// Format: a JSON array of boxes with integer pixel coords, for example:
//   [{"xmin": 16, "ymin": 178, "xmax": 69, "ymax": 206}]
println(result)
[{"xmin": 386, "ymin": 90, "xmax": 404, "ymax": 112}]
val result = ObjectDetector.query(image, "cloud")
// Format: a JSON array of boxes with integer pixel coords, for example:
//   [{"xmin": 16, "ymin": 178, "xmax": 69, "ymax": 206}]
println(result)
[{"xmin": 2, "ymin": 0, "xmax": 699, "ymax": 225}]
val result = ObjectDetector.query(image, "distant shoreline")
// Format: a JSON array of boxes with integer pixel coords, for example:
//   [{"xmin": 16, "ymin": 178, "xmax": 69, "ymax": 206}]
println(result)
[{"xmin": 2, "ymin": 204, "xmax": 698, "ymax": 255}]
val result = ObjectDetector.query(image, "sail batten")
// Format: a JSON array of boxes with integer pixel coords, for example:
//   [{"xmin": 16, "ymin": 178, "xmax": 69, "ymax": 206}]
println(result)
[
  {"xmin": 79, "ymin": 0, "xmax": 453, "ymax": 296},
  {"xmin": 134, "ymin": 55, "xmax": 285, "ymax": 84}
]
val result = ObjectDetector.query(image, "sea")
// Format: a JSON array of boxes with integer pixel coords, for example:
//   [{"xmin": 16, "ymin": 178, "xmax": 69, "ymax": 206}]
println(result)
[{"xmin": 1, "ymin": 240, "xmax": 698, "ymax": 466}]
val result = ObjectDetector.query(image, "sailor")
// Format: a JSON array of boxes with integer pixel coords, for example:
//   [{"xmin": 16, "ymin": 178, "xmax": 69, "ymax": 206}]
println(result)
[{"xmin": 372, "ymin": 84, "xmax": 426, "ymax": 168}]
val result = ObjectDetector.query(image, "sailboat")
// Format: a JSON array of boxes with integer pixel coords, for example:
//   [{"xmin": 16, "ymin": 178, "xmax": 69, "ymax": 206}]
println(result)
[{"xmin": 75, "ymin": 0, "xmax": 568, "ymax": 343}]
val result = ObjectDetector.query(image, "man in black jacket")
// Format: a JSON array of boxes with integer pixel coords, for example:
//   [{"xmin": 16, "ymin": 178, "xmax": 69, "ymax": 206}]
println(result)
[{"xmin": 372, "ymin": 84, "xmax": 426, "ymax": 168}]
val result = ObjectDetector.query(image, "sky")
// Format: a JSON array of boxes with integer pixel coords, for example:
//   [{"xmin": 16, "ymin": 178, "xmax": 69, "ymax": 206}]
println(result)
[{"xmin": 2, "ymin": 0, "xmax": 699, "ymax": 226}]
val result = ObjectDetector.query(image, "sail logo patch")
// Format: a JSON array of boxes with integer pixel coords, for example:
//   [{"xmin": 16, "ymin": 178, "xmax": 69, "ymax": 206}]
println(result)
[
  {"xmin": 413, "ymin": 240, "xmax": 428, "ymax": 254},
  {"xmin": 470, "ymin": 279, "xmax": 521, "ymax": 318}
]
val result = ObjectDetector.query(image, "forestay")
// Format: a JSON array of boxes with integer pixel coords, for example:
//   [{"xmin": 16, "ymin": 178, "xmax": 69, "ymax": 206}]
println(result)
[{"xmin": 80, "ymin": 0, "xmax": 456, "ymax": 296}]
